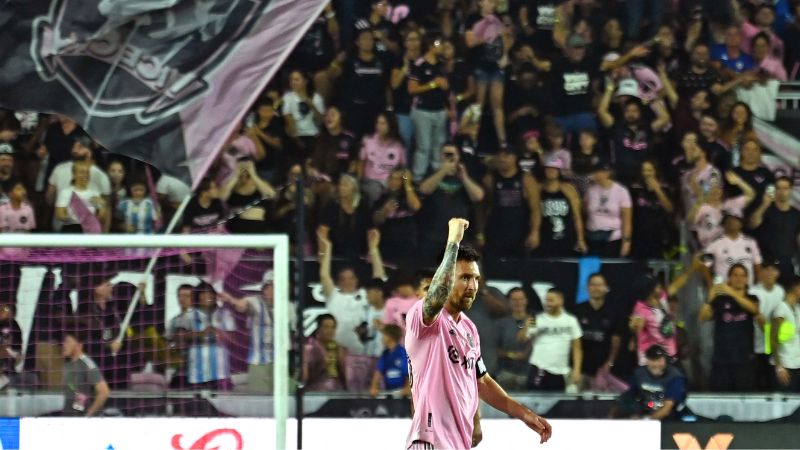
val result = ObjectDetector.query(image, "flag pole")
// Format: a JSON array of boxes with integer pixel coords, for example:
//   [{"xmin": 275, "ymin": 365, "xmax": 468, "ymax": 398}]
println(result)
[{"xmin": 113, "ymin": 193, "xmax": 192, "ymax": 352}]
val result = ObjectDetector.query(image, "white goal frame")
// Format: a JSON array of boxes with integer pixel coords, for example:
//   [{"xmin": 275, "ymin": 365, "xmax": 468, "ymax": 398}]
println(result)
[{"xmin": 0, "ymin": 233, "xmax": 291, "ymax": 450}]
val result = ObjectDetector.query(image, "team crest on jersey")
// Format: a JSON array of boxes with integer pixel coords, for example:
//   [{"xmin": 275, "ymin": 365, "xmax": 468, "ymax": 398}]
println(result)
[
  {"xmin": 30, "ymin": 0, "xmax": 269, "ymax": 124},
  {"xmin": 466, "ymin": 332, "xmax": 474, "ymax": 348}
]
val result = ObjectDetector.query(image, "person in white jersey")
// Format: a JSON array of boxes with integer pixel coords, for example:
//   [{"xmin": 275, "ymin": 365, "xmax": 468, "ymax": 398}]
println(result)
[
  {"xmin": 405, "ymin": 218, "xmax": 552, "ymax": 450},
  {"xmin": 771, "ymin": 277, "xmax": 800, "ymax": 390},
  {"xmin": 749, "ymin": 260, "xmax": 785, "ymax": 391}
]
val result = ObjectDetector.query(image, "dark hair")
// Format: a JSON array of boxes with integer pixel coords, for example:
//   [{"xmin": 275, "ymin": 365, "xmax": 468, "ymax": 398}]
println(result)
[
  {"xmin": 785, "ymin": 276, "xmax": 800, "ymax": 291},
  {"xmin": 376, "ymin": 111, "xmax": 403, "ymax": 144},
  {"xmin": 126, "ymin": 177, "xmax": 148, "ymax": 196},
  {"xmin": 63, "ymin": 320, "xmax": 91, "ymax": 345},
  {"xmin": 776, "ymin": 176, "xmax": 793, "ymax": 186},
  {"xmin": 638, "ymin": 158, "xmax": 663, "ymax": 182},
  {"xmin": 457, "ymin": 244, "xmax": 481, "ymax": 263},
  {"xmin": 177, "ymin": 284, "xmax": 194, "ymax": 294},
  {"xmin": 194, "ymin": 281, "xmax": 217, "ymax": 305},
  {"xmin": 414, "ymin": 269, "xmax": 435, "ymax": 290},
  {"xmin": 727, "ymin": 263, "xmax": 749, "ymax": 278},
  {"xmin": 546, "ymin": 288, "xmax": 564, "ymax": 299},
  {"xmin": 750, "ymin": 31, "xmax": 770, "ymax": 50},
  {"xmin": 196, "ymin": 177, "xmax": 216, "ymax": 196},
  {"xmin": 634, "ymin": 274, "xmax": 659, "ymax": 300},
  {"xmin": 316, "ymin": 313, "xmax": 337, "ymax": 330},
  {"xmin": 381, "ymin": 324, "xmax": 403, "ymax": 342},
  {"xmin": 364, "ymin": 277, "xmax": 386, "ymax": 292},
  {"xmin": 587, "ymin": 272, "xmax": 606, "ymax": 284},
  {"xmin": 507, "ymin": 286, "xmax": 525, "ymax": 297}
]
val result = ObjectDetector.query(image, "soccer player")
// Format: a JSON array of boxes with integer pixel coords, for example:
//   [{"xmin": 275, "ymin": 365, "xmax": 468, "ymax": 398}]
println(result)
[{"xmin": 405, "ymin": 218, "xmax": 552, "ymax": 449}]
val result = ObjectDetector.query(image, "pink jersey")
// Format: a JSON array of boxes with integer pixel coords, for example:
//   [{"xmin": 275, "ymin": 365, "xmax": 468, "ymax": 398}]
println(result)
[
  {"xmin": 693, "ymin": 196, "xmax": 747, "ymax": 248},
  {"xmin": 704, "ymin": 233, "xmax": 762, "ymax": 285},
  {"xmin": 383, "ymin": 296, "xmax": 419, "ymax": 339},
  {"xmin": 584, "ymin": 182, "xmax": 632, "ymax": 241},
  {"xmin": 632, "ymin": 294, "xmax": 677, "ymax": 365},
  {"xmin": 0, "ymin": 202, "xmax": 35, "ymax": 232},
  {"xmin": 405, "ymin": 301, "xmax": 484, "ymax": 450},
  {"xmin": 359, "ymin": 134, "xmax": 406, "ymax": 184}
]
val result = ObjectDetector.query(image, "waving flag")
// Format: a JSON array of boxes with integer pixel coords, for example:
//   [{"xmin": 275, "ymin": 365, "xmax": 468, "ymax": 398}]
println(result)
[{"xmin": 0, "ymin": 0, "xmax": 326, "ymax": 188}]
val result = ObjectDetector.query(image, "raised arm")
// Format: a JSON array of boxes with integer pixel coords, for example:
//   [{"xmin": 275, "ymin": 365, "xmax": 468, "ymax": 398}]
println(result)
[
  {"xmin": 423, "ymin": 219, "xmax": 468, "ymax": 325},
  {"xmin": 317, "ymin": 230, "xmax": 335, "ymax": 298},
  {"xmin": 367, "ymin": 229, "xmax": 386, "ymax": 280}
]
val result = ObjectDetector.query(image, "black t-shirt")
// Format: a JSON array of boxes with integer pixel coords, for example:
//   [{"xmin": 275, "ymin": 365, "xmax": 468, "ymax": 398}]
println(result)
[
  {"xmin": 523, "ymin": 0, "xmax": 561, "ymax": 55},
  {"xmin": 610, "ymin": 123, "xmax": 654, "ymax": 184},
  {"xmin": 465, "ymin": 14, "xmax": 505, "ymax": 70},
  {"xmin": 310, "ymin": 130, "xmax": 359, "ymax": 180},
  {"xmin": 728, "ymin": 166, "xmax": 775, "ymax": 218},
  {"xmin": 629, "ymin": 180, "xmax": 675, "ymax": 258},
  {"xmin": 550, "ymin": 56, "xmax": 599, "ymax": 116},
  {"xmin": 701, "ymin": 140, "xmax": 731, "ymax": 173},
  {"xmin": 573, "ymin": 301, "xmax": 624, "ymax": 375},
  {"xmin": 755, "ymin": 205, "xmax": 800, "ymax": 261},
  {"xmin": 182, "ymin": 198, "xmax": 225, "ymax": 231},
  {"xmin": 342, "ymin": 54, "xmax": 390, "ymax": 107},
  {"xmin": 253, "ymin": 116, "xmax": 286, "ymax": 173},
  {"xmin": 674, "ymin": 66, "xmax": 723, "ymax": 99},
  {"xmin": 408, "ymin": 59, "xmax": 448, "ymax": 111},
  {"xmin": 319, "ymin": 201, "xmax": 371, "ymax": 260},
  {"xmin": 711, "ymin": 294, "xmax": 757, "ymax": 364},
  {"xmin": 373, "ymin": 190, "xmax": 418, "ymax": 261},
  {"xmin": 419, "ymin": 175, "xmax": 471, "ymax": 243},
  {"xmin": 292, "ymin": 15, "xmax": 335, "ymax": 71},
  {"xmin": 354, "ymin": 17, "xmax": 397, "ymax": 55},
  {"xmin": 447, "ymin": 59, "xmax": 472, "ymax": 100},
  {"xmin": 392, "ymin": 56, "xmax": 415, "ymax": 115}
]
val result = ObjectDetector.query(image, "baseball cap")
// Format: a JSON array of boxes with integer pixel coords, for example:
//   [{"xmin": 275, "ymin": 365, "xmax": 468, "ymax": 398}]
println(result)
[
  {"xmin": 262, "ymin": 270, "xmax": 274, "ymax": 285},
  {"xmin": 645, "ymin": 345, "xmax": 669, "ymax": 360},
  {"xmin": 522, "ymin": 130, "xmax": 541, "ymax": 142},
  {"xmin": 544, "ymin": 157, "xmax": 564, "ymax": 170},
  {"xmin": 616, "ymin": 78, "xmax": 640, "ymax": 98},
  {"xmin": 0, "ymin": 142, "xmax": 14, "ymax": 156},
  {"xmin": 592, "ymin": 159, "xmax": 612, "ymax": 172},
  {"xmin": 566, "ymin": 33, "xmax": 587, "ymax": 48},
  {"xmin": 722, "ymin": 208, "xmax": 744, "ymax": 221}
]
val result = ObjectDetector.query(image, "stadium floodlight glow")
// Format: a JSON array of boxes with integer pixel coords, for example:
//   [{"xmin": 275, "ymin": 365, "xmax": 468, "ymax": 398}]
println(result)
[{"xmin": 0, "ymin": 233, "xmax": 291, "ymax": 450}]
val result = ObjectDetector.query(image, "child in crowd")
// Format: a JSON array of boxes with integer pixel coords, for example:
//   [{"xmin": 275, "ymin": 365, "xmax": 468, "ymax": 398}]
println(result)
[
  {"xmin": 0, "ymin": 181, "xmax": 35, "ymax": 232},
  {"xmin": 117, "ymin": 179, "xmax": 160, "ymax": 234},
  {"xmin": 369, "ymin": 324, "xmax": 410, "ymax": 398}
]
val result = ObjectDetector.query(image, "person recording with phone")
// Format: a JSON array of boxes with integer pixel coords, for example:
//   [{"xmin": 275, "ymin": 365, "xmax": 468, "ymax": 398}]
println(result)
[{"xmin": 749, "ymin": 176, "xmax": 800, "ymax": 286}]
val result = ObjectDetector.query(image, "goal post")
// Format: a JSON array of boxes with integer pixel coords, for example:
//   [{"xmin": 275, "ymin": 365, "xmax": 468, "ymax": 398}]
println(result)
[{"xmin": 0, "ymin": 233, "xmax": 291, "ymax": 450}]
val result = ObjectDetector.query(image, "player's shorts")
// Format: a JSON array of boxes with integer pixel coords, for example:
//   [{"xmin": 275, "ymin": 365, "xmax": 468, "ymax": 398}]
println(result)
[{"xmin": 408, "ymin": 440, "xmax": 434, "ymax": 450}]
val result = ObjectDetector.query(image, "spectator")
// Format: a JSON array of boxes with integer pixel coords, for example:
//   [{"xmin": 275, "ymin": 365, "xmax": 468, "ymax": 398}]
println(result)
[
  {"xmin": 542, "ymin": 123, "xmax": 572, "ymax": 177},
  {"xmin": 417, "ymin": 144, "xmax": 484, "ymax": 265},
  {"xmin": 625, "ymin": 0, "xmax": 664, "ymax": 41},
  {"xmin": 357, "ymin": 112, "xmax": 406, "ymax": 204},
  {"xmin": 61, "ymin": 329, "xmax": 110, "ymax": 417},
  {"xmin": 704, "ymin": 210, "xmax": 763, "ymax": 286},
  {"xmin": 522, "ymin": 289, "xmax": 583, "ymax": 392},
  {"xmin": 574, "ymin": 274, "xmax": 624, "ymax": 392},
  {"xmin": 697, "ymin": 115, "xmax": 732, "ymax": 173},
  {"xmin": 689, "ymin": 173, "xmax": 755, "ymax": 249},
  {"xmin": 331, "ymin": 28, "xmax": 390, "ymax": 138},
  {"xmin": 442, "ymin": 38, "xmax": 477, "ymax": 122},
  {"xmin": 308, "ymin": 105, "xmax": 359, "ymax": 203},
  {"xmin": 273, "ymin": 164, "xmax": 315, "ymax": 239},
  {"xmin": 390, "ymin": 28, "xmax": 422, "ymax": 152},
  {"xmin": 506, "ymin": 63, "xmax": 548, "ymax": 147},
  {"xmin": 597, "ymin": 80, "xmax": 670, "ymax": 185},
  {"xmin": 612, "ymin": 345, "xmax": 687, "ymax": 420},
  {"xmin": 372, "ymin": 168, "xmax": 421, "ymax": 265},
  {"xmin": 408, "ymin": 35, "xmax": 449, "ymax": 181},
  {"xmin": 465, "ymin": 0, "xmax": 511, "ymax": 146},
  {"xmin": 317, "ymin": 174, "xmax": 372, "ymax": 261},
  {"xmin": 751, "ymin": 32, "xmax": 788, "ymax": 81},
  {"xmin": 630, "ymin": 263, "xmax": 699, "ymax": 366},
  {"xmin": 54, "ymin": 162, "xmax": 107, "ymax": 233},
  {"xmin": 480, "ymin": 146, "xmax": 540, "ymax": 258},
  {"xmin": 382, "ymin": 274, "xmax": 418, "ymax": 337},
  {"xmin": 571, "ymin": 129, "xmax": 603, "ymax": 195},
  {"xmin": 583, "ymin": 161, "xmax": 632, "ymax": 257},
  {"xmin": 629, "ymin": 160, "xmax": 675, "ymax": 259},
  {"xmin": 680, "ymin": 132, "xmax": 722, "ymax": 221},
  {"xmin": 0, "ymin": 143, "xmax": 17, "ymax": 200},
  {"xmin": 288, "ymin": 3, "xmax": 338, "ymax": 102},
  {"xmin": 105, "ymin": 159, "xmax": 126, "ymax": 204},
  {"xmin": 674, "ymin": 43, "xmax": 724, "ymax": 99},
  {"xmin": 362, "ymin": 277, "xmax": 386, "ymax": 358},
  {"xmin": 219, "ymin": 158, "xmax": 276, "ymax": 234},
  {"xmin": 304, "ymin": 313, "xmax": 347, "ymax": 392},
  {"xmin": 699, "ymin": 264, "xmax": 760, "ymax": 391},
  {"xmin": 545, "ymin": 33, "xmax": 600, "ymax": 134},
  {"xmin": 247, "ymin": 99, "xmax": 286, "ymax": 184},
  {"xmin": 0, "ymin": 180, "xmax": 35, "ymax": 232},
  {"xmin": 165, "ymin": 284, "xmax": 194, "ymax": 389},
  {"xmin": 317, "ymin": 229, "xmax": 385, "ymax": 355},
  {"xmin": 219, "ymin": 272, "xmax": 283, "ymax": 393},
  {"xmin": 729, "ymin": 139, "xmax": 775, "ymax": 218},
  {"xmin": 116, "ymin": 178, "xmax": 160, "ymax": 234},
  {"xmin": 495, "ymin": 287, "xmax": 533, "ymax": 391},
  {"xmin": 155, "ymin": 173, "xmax": 191, "ymax": 222},
  {"xmin": 771, "ymin": 277, "xmax": 800, "ymax": 391},
  {"xmin": 38, "ymin": 115, "xmax": 81, "ymax": 189},
  {"xmin": 282, "ymin": 70, "xmax": 325, "ymax": 157},
  {"xmin": 181, "ymin": 178, "xmax": 224, "ymax": 233},
  {"xmin": 749, "ymin": 260, "xmax": 786, "ymax": 391},
  {"xmin": 740, "ymin": 4, "xmax": 785, "ymax": 60},
  {"xmin": 719, "ymin": 102, "xmax": 756, "ymax": 166},
  {"xmin": 538, "ymin": 158, "xmax": 586, "ymax": 257},
  {"xmin": 519, "ymin": 130, "xmax": 544, "ymax": 176},
  {"xmin": 467, "ymin": 276, "xmax": 511, "ymax": 376},
  {"xmin": 80, "ymin": 279, "xmax": 125, "ymax": 388},
  {"xmin": 369, "ymin": 324, "xmax": 410, "ymax": 397},
  {"xmin": 0, "ymin": 303, "xmax": 23, "ymax": 387},
  {"xmin": 711, "ymin": 25, "xmax": 756, "ymax": 74},
  {"xmin": 355, "ymin": 0, "xmax": 399, "ymax": 55},
  {"xmin": 194, "ymin": 283, "xmax": 236, "ymax": 390},
  {"xmin": 749, "ymin": 176, "xmax": 800, "ymax": 283}
]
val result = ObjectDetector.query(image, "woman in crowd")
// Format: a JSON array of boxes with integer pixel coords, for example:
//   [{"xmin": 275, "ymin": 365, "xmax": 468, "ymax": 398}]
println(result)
[
  {"xmin": 282, "ymin": 70, "xmax": 325, "ymax": 158},
  {"xmin": 308, "ymin": 106, "xmax": 359, "ymax": 206},
  {"xmin": 719, "ymin": 102, "xmax": 756, "ymax": 166},
  {"xmin": 390, "ymin": 28, "xmax": 423, "ymax": 153},
  {"xmin": 219, "ymin": 158, "xmax": 277, "ymax": 234},
  {"xmin": 583, "ymin": 162, "xmax": 632, "ymax": 257},
  {"xmin": 247, "ymin": 97, "xmax": 286, "ymax": 184},
  {"xmin": 55, "ymin": 162, "xmax": 107, "ymax": 233},
  {"xmin": 357, "ymin": 112, "xmax": 406, "ymax": 205},
  {"xmin": 317, "ymin": 174, "xmax": 371, "ymax": 261},
  {"xmin": 372, "ymin": 167, "xmax": 421, "ymax": 264},
  {"xmin": 537, "ymin": 159, "xmax": 586, "ymax": 257},
  {"xmin": 304, "ymin": 313, "xmax": 347, "ymax": 392},
  {"xmin": 751, "ymin": 32, "xmax": 788, "ymax": 81},
  {"xmin": 629, "ymin": 160, "xmax": 675, "ymax": 259}
]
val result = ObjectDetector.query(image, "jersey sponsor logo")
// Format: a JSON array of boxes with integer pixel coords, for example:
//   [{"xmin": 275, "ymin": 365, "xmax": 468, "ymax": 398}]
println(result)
[{"xmin": 447, "ymin": 345, "xmax": 475, "ymax": 371}]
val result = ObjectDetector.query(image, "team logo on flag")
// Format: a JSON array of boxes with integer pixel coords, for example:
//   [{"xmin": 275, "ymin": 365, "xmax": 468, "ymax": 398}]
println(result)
[{"xmin": 30, "ymin": 0, "xmax": 269, "ymax": 124}]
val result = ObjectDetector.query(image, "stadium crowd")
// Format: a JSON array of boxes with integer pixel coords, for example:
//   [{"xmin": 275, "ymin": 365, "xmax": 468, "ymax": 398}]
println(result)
[{"xmin": 0, "ymin": 0, "xmax": 799, "ymax": 414}]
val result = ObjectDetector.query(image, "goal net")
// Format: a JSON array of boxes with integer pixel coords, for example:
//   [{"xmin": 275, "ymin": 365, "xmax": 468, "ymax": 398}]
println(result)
[{"xmin": 0, "ymin": 233, "xmax": 290, "ymax": 448}]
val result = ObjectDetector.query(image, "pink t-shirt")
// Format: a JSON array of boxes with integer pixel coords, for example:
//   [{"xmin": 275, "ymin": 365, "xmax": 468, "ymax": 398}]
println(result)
[
  {"xmin": 704, "ymin": 233, "xmax": 763, "ymax": 285},
  {"xmin": 383, "ymin": 296, "xmax": 418, "ymax": 338},
  {"xmin": 0, "ymin": 202, "xmax": 35, "ymax": 232},
  {"xmin": 681, "ymin": 164, "xmax": 722, "ymax": 223},
  {"xmin": 359, "ymin": 135, "xmax": 406, "ymax": 184},
  {"xmin": 741, "ymin": 21, "xmax": 784, "ymax": 60},
  {"xmin": 693, "ymin": 196, "xmax": 747, "ymax": 248},
  {"xmin": 632, "ymin": 294, "xmax": 677, "ymax": 365},
  {"xmin": 405, "ymin": 301, "xmax": 483, "ymax": 450},
  {"xmin": 584, "ymin": 182, "xmax": 632, "ymax": 241}
]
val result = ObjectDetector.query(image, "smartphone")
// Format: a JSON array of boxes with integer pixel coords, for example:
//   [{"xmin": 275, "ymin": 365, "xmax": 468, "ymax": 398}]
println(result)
[{"xmin": 766, "ymin": 184, "xmax": 776, "ymax": 199}]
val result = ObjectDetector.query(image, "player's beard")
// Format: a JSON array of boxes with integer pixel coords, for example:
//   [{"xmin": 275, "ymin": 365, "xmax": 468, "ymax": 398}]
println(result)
[{"xmin": 456, "ymin": 293, "xmax": 476, "ymax": 311}]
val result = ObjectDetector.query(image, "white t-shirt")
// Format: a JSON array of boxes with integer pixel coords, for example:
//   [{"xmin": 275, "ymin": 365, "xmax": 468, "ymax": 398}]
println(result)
[
  {"xmin": 55, "ymin": 186, "xmax": 101, "ymax": 225},
  {"xmin": 324, "ymin": 288, "xmax": 369, "ymax": 355},
  {"xmin": 156, "ymin": 174, "xmax": 191, "ymax": 205},
  {"xmin": 527, "ymin": 311, "xmax": 583, "ymax": 375},
  {"xmin": 772, "ymin": 301, "xmax": 800, "ymax": 369},
  {"xmin": 704, "ymin": 234, "xmax": 763, "ymax": 285},
  {"xmin": 364, "ymin": 306, "xmax": 385, "ymax": 357},
  {"xmin": 48, "ymin": 162, "xmax": 111, "ymax": 195},
  {"xmin": 750, "ymin": 283, "xmax": 786, "ymax": 354},
  {"xmin": 282, "ymin": 92, "xmax": 324, "ymax": 137}
]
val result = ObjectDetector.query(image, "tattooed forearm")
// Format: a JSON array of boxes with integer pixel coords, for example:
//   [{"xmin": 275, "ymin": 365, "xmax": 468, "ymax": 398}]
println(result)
[{"xmin": 423, "ymin": 241, "xmax": 459, "ymax": 322}]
